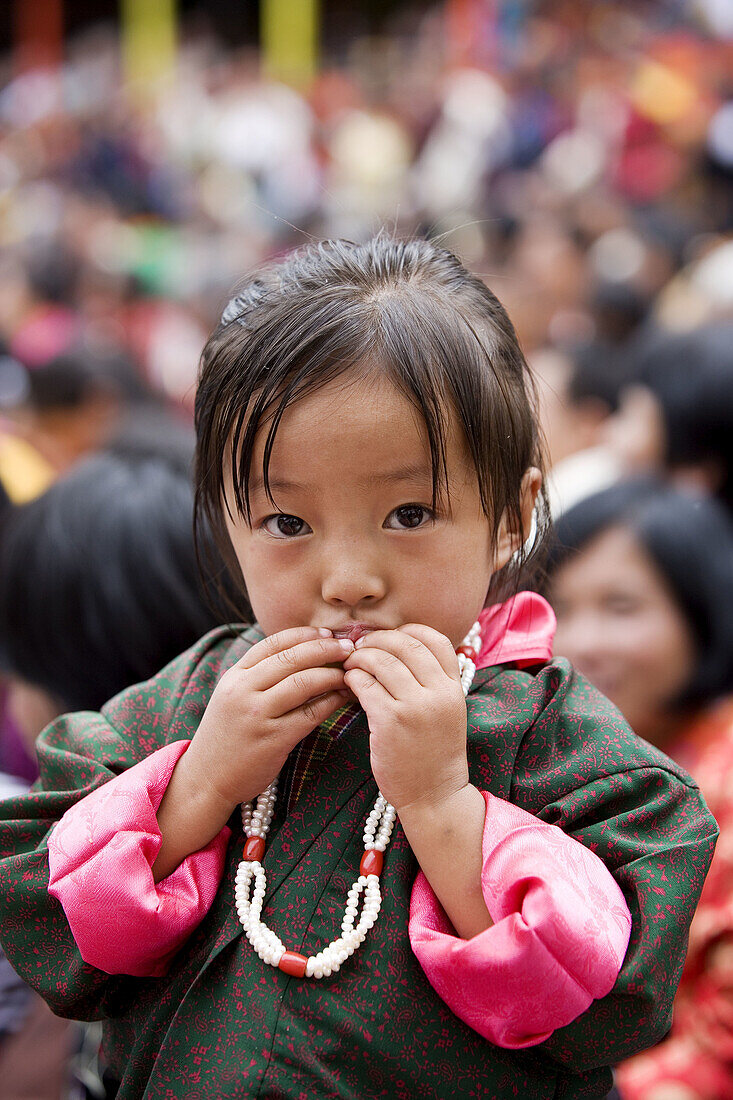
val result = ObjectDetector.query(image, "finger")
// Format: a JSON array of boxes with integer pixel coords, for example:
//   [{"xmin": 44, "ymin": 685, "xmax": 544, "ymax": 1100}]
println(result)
[
  {"xmin": 267, "ymin": 666, "xmax": 347, "ymax": 715},
  {"xmin": 350, "ymin": 629, "xmax": 443, "ymax": 687},
  {"xmin": 281, "ymin": 690, "xmax": 352, "ymax": 734},
  {"xmin": 242, "ymin": 637, "xmax": 355, "ymax": 691},
  {"xmin": 343, "ymin": 667, "xmax": 393, "ymax": 709},
  {"xmin": 236, "ymin": 626, "xmax": 334, "ymax": 671},
  {"xmin": 343, "ymin": 645, "xmax": 417, "ymax": 698},
  {"xmin": 398, "ymin": 624, "xmax": 461, "ymax": 680}
]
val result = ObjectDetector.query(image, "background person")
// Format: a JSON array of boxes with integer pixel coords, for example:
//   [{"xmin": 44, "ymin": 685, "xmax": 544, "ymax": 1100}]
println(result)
[
  {"xmin": 603, "ymin": 322, "xmax": 733, "ymax": 516},
  {"xmin": 0, "ymin": 447, "xmax": 233, "ymax": 1099},
  {"xmin": 545, "ymin": 478, "xmax": 733, "ymax": 1100},
  {"xmin": 0, "ymin": 449, "xmax": 232, "ymax": 743},
  {"xmin": 530, "ymin": 340, "xmax": 630, "ymax": 516}
]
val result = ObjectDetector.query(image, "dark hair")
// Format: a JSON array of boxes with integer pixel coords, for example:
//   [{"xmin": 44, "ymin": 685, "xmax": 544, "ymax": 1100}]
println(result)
[
  {"xmin": 24, "ymin": 348, "xmax": 150, "ymax": 411},
  {"xmin": 106, "ymin": 405, "xmax": 197, "ymax": 478},
  {"xmin": 24, "ymin": 242, "xmax": 80, "ymax": 308},
  {"xmin": 195, "ymin": 236, "xmax": 549, "ymax": 607},
  {"xmin": 0, "ymin": 453, "xmax": 233, "ymax": 711},
  {"xmin": 545, "ymin": 478, "xmax": 733, "ymax": 709},
  {"xmin": 589, "ymin": 281, "xmax": 649, "ymax": 345},
  {"xmin": 629, "ymin": 321, "xmax": 733, "ymax": 510},
  {"xmin": 567, "ymin": 340, "xmax": 635, "ymax": 413}
]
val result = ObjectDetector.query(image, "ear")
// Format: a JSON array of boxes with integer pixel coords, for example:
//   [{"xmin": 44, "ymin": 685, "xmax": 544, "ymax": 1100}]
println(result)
[{"xmin": 493, "ymin": 467, "xmax": 542, "ymax": 570}]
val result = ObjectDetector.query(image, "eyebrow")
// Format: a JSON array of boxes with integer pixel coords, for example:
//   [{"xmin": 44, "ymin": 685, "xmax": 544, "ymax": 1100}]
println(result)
[{"xmin": 249, "ymin": 462, "xmax": 432, "ymax": 497}]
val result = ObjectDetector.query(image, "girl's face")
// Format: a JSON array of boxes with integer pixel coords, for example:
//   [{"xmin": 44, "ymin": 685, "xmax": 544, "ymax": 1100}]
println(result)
[
  {"xmin": 549, "ymin": 525, "xmax": 696, "ymax": 746},
  {"xmin": 224, "ymin": 373, "xmax": 527, "ymax": 648}
]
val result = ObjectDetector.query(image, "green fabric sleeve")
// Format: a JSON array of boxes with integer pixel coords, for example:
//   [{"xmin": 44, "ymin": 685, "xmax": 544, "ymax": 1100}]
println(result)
[
  {"xmin": 0, "ymin": 626, "xmax": 243, "ymax": 1019},
  {"xmin": 507, "ymin": 661, "xmax": 718, "ymax": 1073}
]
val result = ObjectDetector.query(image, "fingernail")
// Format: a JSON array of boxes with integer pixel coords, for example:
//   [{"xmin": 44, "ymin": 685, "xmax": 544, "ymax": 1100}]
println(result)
[
  {"xmin": 338, "ymin": 639, "xmax": 354, "ymax": 653},
  {"xmin": 354, "ymin": 636, "xmax": 366, "ymax": 648},
  {"xmin": 318, "ymin": 628, "xmax": 332, "ymax": 636}
]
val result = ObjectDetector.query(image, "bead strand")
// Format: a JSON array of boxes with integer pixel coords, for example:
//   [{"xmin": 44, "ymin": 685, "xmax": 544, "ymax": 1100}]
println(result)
[{"xmin": 234, "ymin": 620, "xmax": 482, "ymax": 980}]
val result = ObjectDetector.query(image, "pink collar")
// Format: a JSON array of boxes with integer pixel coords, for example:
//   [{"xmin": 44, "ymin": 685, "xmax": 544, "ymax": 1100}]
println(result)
[{"xmin": 475, "ymin": 592, "xmax": 556, "ymax": 671}]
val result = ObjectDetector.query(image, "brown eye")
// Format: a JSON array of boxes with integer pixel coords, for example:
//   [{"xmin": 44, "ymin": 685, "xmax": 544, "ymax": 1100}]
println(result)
[
  {"xmin": 385, "ymin": 505, "xmax": 433, "ymax": 530},
  {"xmin": 263, "ymin": 514, "xmax": 311, "ymax": 538}
]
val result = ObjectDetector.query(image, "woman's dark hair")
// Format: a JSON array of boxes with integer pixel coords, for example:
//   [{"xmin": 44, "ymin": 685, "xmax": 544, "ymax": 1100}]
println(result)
[
  {"xmin": 629, "ymin": 321, "xmax": 733, "ymax": 511},
  {"xmin": 0, "ymin": 453, "xmax": 234, "ymax": 712},
  {"xmin": 194, "ymin": 236, "xmax": 549, "ymax": 607},
  {"xmin": 545, "ymin": 478, "xmax": 733, "ymax": 709}
]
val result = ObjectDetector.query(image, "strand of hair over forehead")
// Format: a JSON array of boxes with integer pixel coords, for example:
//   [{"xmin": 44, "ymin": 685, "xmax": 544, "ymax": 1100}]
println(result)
[
  {"xmin": 214, "ymin": 241, "xmax": 431, "ymax": 522},
  {"xmin": 199, "ymin": 236, "xmax": 546, "ymax": 584},
  {"xmin": 213, "ymin": 236, "xmax": 535, "ymax": 489},
  {"xmin": 222, "ymin": 277, "xmax": 494, "ymax": 526}
]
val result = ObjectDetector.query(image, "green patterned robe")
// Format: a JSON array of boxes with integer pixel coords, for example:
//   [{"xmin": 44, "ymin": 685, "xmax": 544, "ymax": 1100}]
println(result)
[{"xmin": 0, "ymin": 625, "xmax": 718, "ymax": 1099}]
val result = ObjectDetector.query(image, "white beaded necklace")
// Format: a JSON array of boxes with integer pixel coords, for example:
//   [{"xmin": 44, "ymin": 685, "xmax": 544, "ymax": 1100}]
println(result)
[{"xmin": 234, "ymin": 620, "xmax": 482, "ymax": 980}]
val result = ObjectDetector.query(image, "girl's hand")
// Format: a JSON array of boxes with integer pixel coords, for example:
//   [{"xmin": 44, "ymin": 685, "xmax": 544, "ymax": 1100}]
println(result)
[
  {"xmin": 183, "ymin": 627, "xmax": 354, "ymax": 809},
  {"xmin": 342, "ymin": 625, "xmax": 469, "ymax": 813}
]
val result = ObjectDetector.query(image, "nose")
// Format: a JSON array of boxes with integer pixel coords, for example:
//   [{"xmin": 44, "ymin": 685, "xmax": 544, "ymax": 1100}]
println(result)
[{"xmin": 320, "ymin": 544, "xmax": 386, "ymax": 608}]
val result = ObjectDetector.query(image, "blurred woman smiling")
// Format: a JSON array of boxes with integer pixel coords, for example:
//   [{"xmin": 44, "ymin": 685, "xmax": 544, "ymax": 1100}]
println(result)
[{"xmin": 546, "ymin": 478, "xmax": 733, "ymax": 1100}]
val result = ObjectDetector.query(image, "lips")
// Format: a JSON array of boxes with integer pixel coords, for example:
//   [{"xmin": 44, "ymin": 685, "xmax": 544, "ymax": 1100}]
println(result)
[{"xmin": 329, "ymin": 623, "xmax": 380, "ymax": 644}]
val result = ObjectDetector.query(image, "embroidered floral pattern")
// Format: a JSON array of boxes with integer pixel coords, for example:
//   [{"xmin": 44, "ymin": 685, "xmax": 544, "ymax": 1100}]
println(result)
[{"xmin": 0, "ymin": 624, "xmax": 718, "ymax": 1099}]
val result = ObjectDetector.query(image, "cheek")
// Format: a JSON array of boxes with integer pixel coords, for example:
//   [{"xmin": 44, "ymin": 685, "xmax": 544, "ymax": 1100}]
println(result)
[
  {"xmin": 420, "ymin": 562, "xmax": 493, "ymax": 641},
  {"xmin": 554, "ymin": 615, "xmax": 630, "ymax": 665},
  {"xmin": 238, "ymin": 545, "xmax": 317, "ymax": 635},
  {"xmin": 623, "ymin": 611, "xmax": 695, "ymax": 700},
  {"xmin": 233, "ymin": 549, "xmax": 285, "ymax": 628}
]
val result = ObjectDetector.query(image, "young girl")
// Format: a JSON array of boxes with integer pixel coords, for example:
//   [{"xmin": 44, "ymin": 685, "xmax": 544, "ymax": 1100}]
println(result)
[{"xmin": 0, "ymin": 238, "xmax": 717, "ymax": 1100}]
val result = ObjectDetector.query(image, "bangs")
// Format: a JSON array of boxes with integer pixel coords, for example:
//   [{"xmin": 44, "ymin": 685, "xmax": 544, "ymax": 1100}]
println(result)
[
  {"xmin": 199, "ymin": 293, "xmax": 461, "ymax": 529},
  {"xmin": 194, "ymin": 236, "xmax": 549, "ymax": 608}
]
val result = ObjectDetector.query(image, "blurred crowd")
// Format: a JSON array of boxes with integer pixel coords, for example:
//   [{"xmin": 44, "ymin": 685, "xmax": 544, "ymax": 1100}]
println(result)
[
  {"xmin": 0, "ymin": 0, "xmax": 731, "ymax": 1097},
  {"xmin": 0, "ymin": 0, "xmax": 730, "ymax": 435}
]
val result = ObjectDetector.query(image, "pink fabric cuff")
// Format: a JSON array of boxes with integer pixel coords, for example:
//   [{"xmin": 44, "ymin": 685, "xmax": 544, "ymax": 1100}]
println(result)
[
  {"xmin": 48, "ymin": 740, "xmax": 230, "ymax": 977},
  {"xmin": 409, "ymin": 791, "xmax": 631, "ymax": 1048}
]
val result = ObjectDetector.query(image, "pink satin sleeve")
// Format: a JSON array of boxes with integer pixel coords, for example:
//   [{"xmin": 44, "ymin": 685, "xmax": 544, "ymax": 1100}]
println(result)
[
  {"xmin": 47, "ymin": 740, "xmax": 231, "ymax": 977},
  {"xmin": 409, "ymin": 790, "xmax": 632, "ymax": 1049}
]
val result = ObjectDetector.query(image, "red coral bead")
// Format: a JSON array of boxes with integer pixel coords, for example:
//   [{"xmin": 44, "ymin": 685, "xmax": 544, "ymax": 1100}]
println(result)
[
  {"xmin": 360, "ymin": 849, "xmax": 384, "ymax": 876},
  {"xmin": 455, "ymin": 645, "xmax": 476, "ymax": 659},
  {"xmin": 243, "ymin": 836, "xmax": 266, "ymax": 861},
  {"xmin": 278, "ymin": 951, "xmax": 308, "ymax": 978}
]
